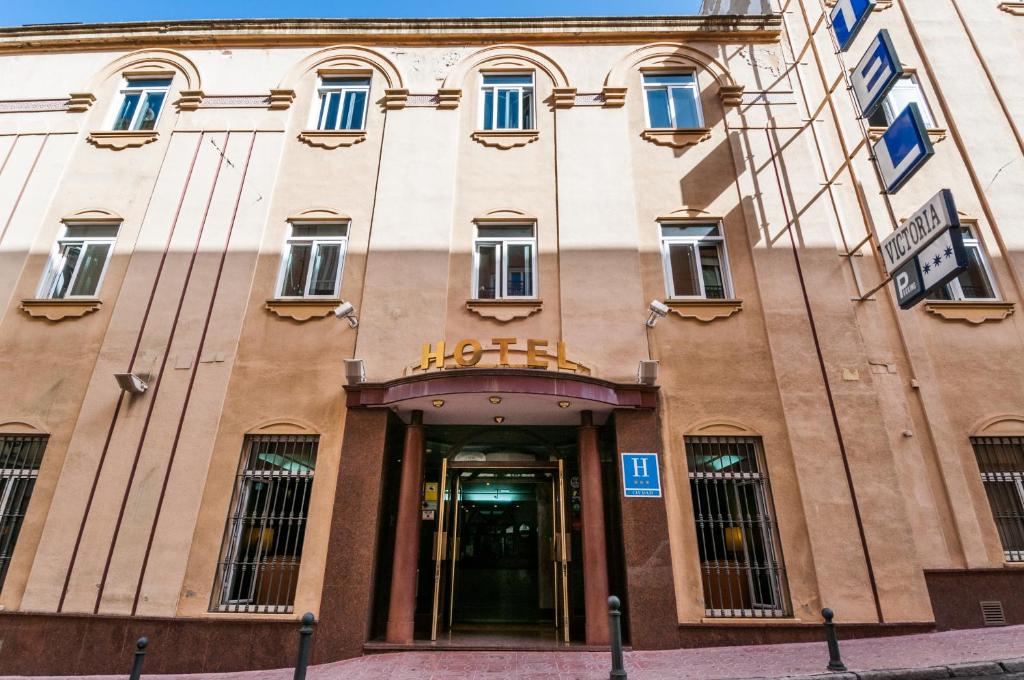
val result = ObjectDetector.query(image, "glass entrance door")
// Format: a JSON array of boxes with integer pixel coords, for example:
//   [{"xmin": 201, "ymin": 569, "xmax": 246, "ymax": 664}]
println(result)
[{"xmin": 430, "ymin": 462, "xmax": 570, "ymax": 642}]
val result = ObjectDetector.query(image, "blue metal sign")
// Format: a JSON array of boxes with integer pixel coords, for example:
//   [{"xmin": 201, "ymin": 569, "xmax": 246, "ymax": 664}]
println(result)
[
  {"xmin": 874, "ymin": 103, "xmax": 935, "ymax": 193},
  {"xmin": 851, "ymin": 30, "xmax": 902, "ymax": 117},
  {"xmin": 621, "ymin": 453, "xmax": 662, "ymax": 498},
  {"xmin": 830, "ymin": 0, "xmax": 876, "ymax": 52}
]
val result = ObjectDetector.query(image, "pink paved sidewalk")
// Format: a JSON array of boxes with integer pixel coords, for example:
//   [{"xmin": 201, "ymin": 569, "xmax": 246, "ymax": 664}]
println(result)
[{"xmin": 6, "ymin": 625, "xmax": 1024, "ymax": 680}]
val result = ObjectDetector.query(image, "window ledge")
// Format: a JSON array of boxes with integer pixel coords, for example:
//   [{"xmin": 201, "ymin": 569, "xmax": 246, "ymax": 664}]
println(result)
[
  {"xmin": 471, "ymin": 130, "xmax": 540, "ymax": 150},
  {"xmin": 87, "ymin": 130, "xmax": 160, "ymax": 150},
  {"xmin": 297, "ymin": 130, "xmax": 367, "ymax": 149},
  {"xmin": 868, "ymin": 126, "xmax": 946, "ymax": 144},
  {"xmin": 641, "ymin": 128, "xmax": 712, "ymax": 149},
  {"xmin": 924, "ymin": 300, "xmax": 1015, "ymax": 325},
  {"xmin": 666, "ymin": 299, "xmax": 743, "ymax": 323},
  {"xmin": 999, "ymin": 2, "xmax": 1024, "ymax": 16},
  {"xmin": 20, "ymin": 298, "xmax": 102, "ymax": 321},
  {"xmin": 695, "ymin": 617, "xmax": 802, "ymax": 625},
  {"xmin": 265, "ymin": 298, "xmax": 343, "ymax": 322},
  {"xmin": 466, "ymin": 299, "xmax": 543, "ymax": 322}
]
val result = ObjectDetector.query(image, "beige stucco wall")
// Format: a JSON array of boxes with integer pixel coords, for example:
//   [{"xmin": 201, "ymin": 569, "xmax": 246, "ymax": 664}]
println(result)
[{"xmin": 0, "ymin": 4, "xmax": 1021, "ymax": 635}]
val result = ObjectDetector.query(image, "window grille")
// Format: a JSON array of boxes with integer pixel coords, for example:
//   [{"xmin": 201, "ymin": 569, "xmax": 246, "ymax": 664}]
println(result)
[
  {"xmin": 686, "ymin": 436, "xmax": 790, "ymax": 618},
  {"xmin": 212, "ymin": 435, "xmax": 318, "ymax": 613},
  {"xmin": 972, "ymin": 437, "xmax": 1024, "ymax": 562},
  {"xmin": 0, "ymin": 435, "xmax": 47, "ymax": 589}
]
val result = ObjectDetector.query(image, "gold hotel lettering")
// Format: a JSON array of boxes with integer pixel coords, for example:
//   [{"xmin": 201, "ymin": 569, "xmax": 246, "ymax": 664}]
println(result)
[{"xmin": 420, "ymin": 338, "xmax": 580, "ymax": 371}]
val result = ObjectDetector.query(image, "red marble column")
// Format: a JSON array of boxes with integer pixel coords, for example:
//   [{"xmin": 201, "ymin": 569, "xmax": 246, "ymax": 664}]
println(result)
[
  {"xmin": 385, "ymin": 410, "xmax": 424, "ymax": 643},
  {"xmin": 579, "ymin": 410, "xmax": 611, "ymax": 645}
]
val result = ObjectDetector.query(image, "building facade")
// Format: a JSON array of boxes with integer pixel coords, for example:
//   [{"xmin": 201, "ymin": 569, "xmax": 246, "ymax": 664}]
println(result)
[{"xmin": 0, "ymin": 1, "xmax": 1022, "ymax": 674}]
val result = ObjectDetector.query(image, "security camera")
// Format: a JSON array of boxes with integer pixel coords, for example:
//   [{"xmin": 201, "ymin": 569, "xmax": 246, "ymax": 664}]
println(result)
[
  {"xmin": 114, "ymin": 372, "xmax": 149, "ymax": 394},
  {"xmin": 638, "ymin": 360, "xmax": 660, "ymax": 386},
  {"xmin": 333, "ymin": 302, "xmax": 359, "ymax": 329},
  {"xmin": 646, "ymin": 300, "xmax": 670, "ymax": 327}
]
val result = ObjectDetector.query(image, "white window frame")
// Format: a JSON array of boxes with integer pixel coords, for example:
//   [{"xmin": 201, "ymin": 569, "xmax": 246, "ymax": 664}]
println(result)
[
  {"xmin": 642, "ymin": 72, "xmax": 705, "ymax": 130},
  {"xmin": 659, "ymin": 222, "xmax": 732, "ymax": 300},
  {"xmin": 873, "ymin": 73, "xmax": 936, "ymax": 128},
  {"xmin": 37, "ymin": 223, "xmax": 119, "ymax": 300},
  {"xmin": 472, "ymin": 223, "xmax": 538, "ymax": 300},
  {"xmin": 107, "ymin": 77, "xmax": 172, "ymax": 131},
  {"xmin": 310, "ymin": 76, "xmax": 371, "ymax": 131},
  {"xmin": 942, "ymin": 225, "xmax": 999, "ymax": 301},
  {"xmin": 274, "ymin": 222, "xmax": 349, "ymax": 300},
  {"xmin": 479, "ymin": 72, "xmax": 536, "ymax": 132}
]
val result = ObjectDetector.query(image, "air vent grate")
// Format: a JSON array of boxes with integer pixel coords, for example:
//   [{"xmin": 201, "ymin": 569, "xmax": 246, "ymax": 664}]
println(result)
[{"xmin": 980, "ymin": 600, "xmax": 1007, "ymax": 627}]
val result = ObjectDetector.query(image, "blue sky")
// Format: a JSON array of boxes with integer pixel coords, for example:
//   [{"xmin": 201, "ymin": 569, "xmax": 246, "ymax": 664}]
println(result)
[{"xmin": 1, "ymin": 1, "xmax": 702, "ymax": 27}]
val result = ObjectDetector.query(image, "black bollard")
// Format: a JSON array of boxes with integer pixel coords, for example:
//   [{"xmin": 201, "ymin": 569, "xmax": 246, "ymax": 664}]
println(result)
[
  {"xmin": 608, "ymin": 596, "xmax": 627, "ymax": 680},
  {"xmin": 128, "ymin": 637, "xmax": 148, "ymax": 680},
  {"xmin": 822, "ymin": 608, "xmax": 847, "ymax": 672},
  {"xmin": 294, "ymin": 612, "xmax": 316, "ymax": 680}
]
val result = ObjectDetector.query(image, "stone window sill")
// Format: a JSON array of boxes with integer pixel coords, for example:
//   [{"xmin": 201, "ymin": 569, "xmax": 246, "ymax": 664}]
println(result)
[
  {"xmin": 867, "ymin": 126, "xmax": 946, "ymax": 144},
  {"xmin": 297, "ymin": 130, "xmax": 367, "ymax": 149},
  {"xmin": 466, "ymin": 299, "xmax": 543, "ymax": 322},
  {"xmin": 641, "ymin": 128, "xmax": 712, "ymax": 149},
  {"xmin": 471, "ymin": 130, "xmax": 540, "ymax": 150},
  {"xmin": 20, "ymin": 298, "xmax": 102, "ymax": 321},
  {"xmin": 666, "ymin": 299, "xmax": 743, "ymax": 323},
  {"xmin": 265, "ymin": 299, "xmax": 342, "ymax": 322},
  {"xmin": 87, "ymin": 130, "xmax": 160, "ymax": 150},
  {"xmin": 924, "ymin": 300, "xmax": 1016, "ymax": 325},
  {"xmin": 999, "ymin": 2, "xmax": 1024, "ymax": 16},
  {"xmin": 695, "ymin": 617, "xmax": 802, "ymax": 625}
]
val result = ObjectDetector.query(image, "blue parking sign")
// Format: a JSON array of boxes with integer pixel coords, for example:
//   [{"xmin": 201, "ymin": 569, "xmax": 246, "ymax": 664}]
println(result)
[
  {"xmin": 622, "ymin": 453, "xmax": 662, "ymax": 498},
  {"xmin": 830, "ymin": 0, "xmax": 876, "ymax": 52}
]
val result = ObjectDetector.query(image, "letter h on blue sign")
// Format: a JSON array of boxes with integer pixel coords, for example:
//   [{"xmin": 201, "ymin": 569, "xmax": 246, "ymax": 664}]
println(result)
[{"xmin": 830, "ymin": 0, "xmax": 876, "ymax": 52}]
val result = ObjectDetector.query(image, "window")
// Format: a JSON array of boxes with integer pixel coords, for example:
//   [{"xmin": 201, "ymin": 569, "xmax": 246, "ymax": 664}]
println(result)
[
  {"xmin": 660, "ymin": 223, "xmax": 731, "ymax": 300},
  {"xmin": 480, "ymin": 74, "xmax": 535, "ymax": 131},
  {"xmin": 276, "ymin": 223, "xmax": 349, "ymax": 299},
  {"xmin": 929, "ymin": 226, "xmax": 999, "ymax": 301},
  {"xmin": 644, "ymin": 73, "xmax": 704, "ymax": 129},
  {"xmin": 686, "ymin": 436, "xmax": 790, "ymax": 618},
  {"xmin": 313, "ymin": 77, "xmax": 370, "ymax": 131},
  {"xmin": 213, "ymin": 435, "xmax": 318, "ymax": 613},
  {"xmin": 868, "ymin": 74, "xmax": 936, "ymax": 128},
  {"xmin": 972, "ymin": 437, "xmax": 1024, "ymax": 562},
  {"xmin": 111, "ymin": 78, "xmax": 171, "ymax": 131},
  {"xmin": 0, "ymin": 435, "xmax": 47, "ymax": 590},
  {"xmin": 473, "ymin": 224, "xmax": 537, "ymax": 299},
  {"xmin": 38, "ymin": 223, "xmax": 119, "ymax": 299}
]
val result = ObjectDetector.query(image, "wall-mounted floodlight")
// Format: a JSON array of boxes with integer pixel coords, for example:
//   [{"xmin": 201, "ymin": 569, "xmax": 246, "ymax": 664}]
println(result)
[
  {"xmin": 334, "ymin": 301, "xmax": 359, "ymax": 329},
  {"xmin": 114, "ymin": 372, "xmax": 149, "ymax": 394},
  {"xmin": 646, "ymin": 300, "xmax": 669, "ymax": 328},
  {"xmin": 637, "ymin": 360, "xmax": 659, "ymax": 386},
  {"xmin": 344, "ymin": 359, "xmax": 365, "ymax": 385}
]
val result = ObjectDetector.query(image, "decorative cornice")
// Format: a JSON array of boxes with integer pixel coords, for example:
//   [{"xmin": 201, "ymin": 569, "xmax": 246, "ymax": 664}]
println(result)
[
  {"xmin": 471, "ymin": 129, "xmax": 540, "ymax": 150},
  {"xmin": 666, "ymin": 299, "xmax": 743, "ymax": 323},
  {"xmin": 66, "ymin": 92, "xmax": 96, "ymax": 112},
  {"xmin": 297, "ymin": 130, "xmax": 367, "ymax": 149},
  {"xmin": 0, "ymin": 16, "xmax": 783, "ymax": 53},
  {"xmin": 719, "ymin": 84, "xmax": 745, "ymax": 107},
  {"xmin": 382, "ymin": 88, "xmax": 409, "ymax": 110},
  {"xmin": 265, "ymin": 299, "xmax": 343, "ymax": 322},
  {"xmin": 175, "ymin": 89, "xmax": 205, "ymax": 111},
  {"xmin": 86, "ymin": 130, "xmax": 160, "ymax": 150},
  {"xmin": 20, "ymin": 298, "xmax": 102, "ymax": 321},
  {"xmin": 601, "ymin": 87, "xmax": 627, "ymax": 108},
  {"xmin": 268, "ymin": 89, "xmax": 296, "ymax": 110},
  {"xmin": 552, "ymin": 87, "xmax": 577, "ymax": 109},
  {"xmin": 999, "ymin": 2, "xmax": 1024, "ymax": 15},
  {"xmin": 924, "ymin": 301, "xmax": 1015, "ymax": 325},
  {"xmin": 641, "ymin": 128, "xmax": 711, "ymax": 148},
  {"xmin": 466, "ymin": 299, "xmax": 543, "ymax": 322},
  {"xmin": 436, "ymin": 89, "xmax": 462, "ymax": 109}
]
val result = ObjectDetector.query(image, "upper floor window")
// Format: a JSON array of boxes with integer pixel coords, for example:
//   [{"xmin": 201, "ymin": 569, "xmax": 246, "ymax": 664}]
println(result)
[
  {"xmin": 314, "ymin": 77, "xmax": 370, "ymax": 131},
  {"xmin": 474, "ymin": 224, "xmax": 536, "ymax": 300},
  {"xmin": 213, "ymin": 434, "xmax": 318, "ymax": 613},
  {"xmin": 660, "ymin": 223, "xmax": 731, "ymax": 300},
  {"xmin": 929, "ymin": 226, "xmax": 998, "ymax": 301},
  {"xmin": 111, "ymin": 77, "xmax": 172, "ymax": 131},
  {"xmin": 0, "ymin": 435, "xmax": 47, "ymax": 590},
  {"xmin": 644, "ymin": 73, "xmax": 704, "ymax": 129},
  {"xmin": 276, "ymin": 223, "xmax": 349, "ymax": 299},
  {"xmin": 972, "ymin": 437, "xmax": 1024, "ymax": 562},
  {"xmin": 480, "ymin": 74, "xmax": 535, "ymax": 131},
  {"xmin": 868, "ymin": 74, "xmax": 936, "ymax": 128},
  {"xmin": 39, "ymin": 223, "xmax": 119, "ymax": 299}
]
